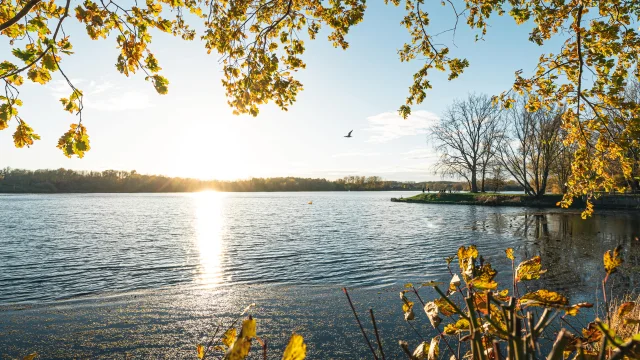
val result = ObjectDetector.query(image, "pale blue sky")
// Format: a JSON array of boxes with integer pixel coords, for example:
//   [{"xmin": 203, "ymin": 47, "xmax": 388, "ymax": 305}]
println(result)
[{"xmin": 1, "ymin": 2, "xmax": 558, "ymax": 180}]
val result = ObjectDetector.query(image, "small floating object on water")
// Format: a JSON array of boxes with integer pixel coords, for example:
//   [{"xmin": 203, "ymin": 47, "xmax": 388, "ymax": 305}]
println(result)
[{"xmin": 308, "ymin": 201, "xmax": 313, "ymax": 205}]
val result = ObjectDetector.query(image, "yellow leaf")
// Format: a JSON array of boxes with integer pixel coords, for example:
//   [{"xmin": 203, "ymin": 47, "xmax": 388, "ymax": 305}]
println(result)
[
  {"xmin": 241, "ymin": 317, "xmax": 256, "ymax": 339},
  {"xmin": 196, "ymin": 344, "xmax": 205, "ymax": 359},
  {"xmin": 468, "ymin": 278, "xmax": 498, "ymax": 290},
  {"xmin": 226, "ymin": 336, "xmax": 251, "ymax": 360},
  {"xmin": 505, "ymin": 248, "xmax": 514, "ymax": 260},
  {"xmin": 616, "ymin": 302, "xmax": 635, "ymax": 318},
  {"xmin": 23, "ymin": 353, "xmax": 38, "ymax": 360},
  {"xmin": 402, "ymin": 300, "xmax": 414, "ymax": 313},
  {"xmin": 282, "ymin": 333, "xmax": 306, "ymax": 360},
  {"xmin": 519, "ymin": 289, "xmax": 568, "ymax": 308},
  {"xmin": 604, "ymin": 246, "xmax": 623, "ymax": 275},
  {"xmin": 493, "ymin": 289, "xmax": 510, "ymax": 302},
  {"xmin": 458, "ymin": 245, "xmax": 478, "ymax": 281},
  {"xmin": 222, "ymin": 328, "xmax": 237, "ymax": 348},
  {"xmin": 421, "ymin": 281, "xmax": 444, "ymax": 287},
  {"xmin": 515, "ymin": 256, "xmax": 547, "ymax": 281},
  {"xmin": 434, "ymin": 297, "xmax": 456, "ymax": 316},
  {"xmin": 564, "ymin": 302, "xmax": 593, "ymax": 316},
  {"xmin": 404, "ymin": 283, "xmax": 414, "ymax": 288},
  {"xmin": 443, "ymin": 318, "xmax": 470, "ymax": 335}
]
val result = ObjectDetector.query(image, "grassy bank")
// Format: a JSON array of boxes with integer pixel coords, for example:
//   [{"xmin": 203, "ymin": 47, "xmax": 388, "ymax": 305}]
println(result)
[{"xmin": 391, "ymin": 192, "xmax": 582, "ymax": 208}]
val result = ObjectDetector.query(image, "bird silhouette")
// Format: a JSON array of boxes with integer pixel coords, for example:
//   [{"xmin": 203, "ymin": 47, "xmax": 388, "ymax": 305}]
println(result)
[{"xmin": 344, "ymin": 130, "xmax": 353, "ymax": 138}]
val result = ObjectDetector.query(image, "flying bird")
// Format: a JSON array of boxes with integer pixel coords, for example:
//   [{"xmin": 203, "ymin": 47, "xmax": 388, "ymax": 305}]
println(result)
[{"xmin": 344, "ymin": 130, "xmax": 353, "ymax": 138}]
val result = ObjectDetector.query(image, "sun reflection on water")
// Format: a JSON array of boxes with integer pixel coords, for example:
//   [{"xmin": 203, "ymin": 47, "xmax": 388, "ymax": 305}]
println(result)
[{"xmin": 193, "ymin": 191, "xmax": 226, "ymax": 287}]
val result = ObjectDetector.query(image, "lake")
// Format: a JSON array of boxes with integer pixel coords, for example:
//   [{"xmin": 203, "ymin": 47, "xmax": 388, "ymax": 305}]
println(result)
[{"xmin": 1, "ymin": 192, "xmax": 638, "ymax": 358}]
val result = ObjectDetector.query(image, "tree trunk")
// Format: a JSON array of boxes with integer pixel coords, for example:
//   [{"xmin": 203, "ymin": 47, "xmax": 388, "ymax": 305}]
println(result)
[{"xmin": 471, "ymin": 171, "xmax": 478, "ymax": 193}]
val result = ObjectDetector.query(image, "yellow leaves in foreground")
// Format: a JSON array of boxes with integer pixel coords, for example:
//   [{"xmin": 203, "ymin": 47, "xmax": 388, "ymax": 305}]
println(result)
[
  {"xmin": 443, "ymin": 318, "xmax": 470, "ymax": 335},
  {"xmin": 519, "ymin": 289, "xmax": 568, "ymax": 308},
  {"xmin": 241, "ymin": 317, "xmax": 256, "ymax": 339},
  {"xmin": 23, "ymin": 353, "xmax": 38, "ymax": 360},
  {"xmin": 515, "ymin": 256, "xmax": 547, "ymax": 281},
  {"xmin": 604, "ymin": 246, "xmax": 623, "ymax": 275},
  {"xmin": 222, "ymin": 328, "xmax": 237, "ymax": 347},
  {"xmin": 434, "ymin": 297, "xmax": 457, "ymax": 316},
  {"xmin": 196, "ymin": 344, "xmax": 205, "ymax": 359},
  {"xmin": 282, "ymin": 333, "xmax": 306, "ymax": 360},
  {"xmin": 468, "ymin": 278, "xmax": 498, "ymax": 290},
  {"xmin": 505, "ymin": 248, "xmax": 514, "ymax": 261},
  {"xmin": 226, "ymin": 337, "xmax": 251, "ymax": 360}
]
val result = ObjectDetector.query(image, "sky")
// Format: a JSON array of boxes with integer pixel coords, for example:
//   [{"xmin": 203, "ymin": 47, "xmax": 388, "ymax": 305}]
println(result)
[{"xmin": 0, "ymin": 2, "xmax": 560, "ymax": 181}]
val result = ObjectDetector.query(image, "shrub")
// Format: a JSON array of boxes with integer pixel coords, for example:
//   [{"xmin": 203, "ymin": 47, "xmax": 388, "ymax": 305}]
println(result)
[{"xmin": 345, "ymin": 245, "xmax": 639, "ymax": 359}]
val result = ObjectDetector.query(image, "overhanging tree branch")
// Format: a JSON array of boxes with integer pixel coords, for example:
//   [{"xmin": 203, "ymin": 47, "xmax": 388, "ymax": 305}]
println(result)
[{"xmin": 0, "ymin": 0, "xmax": 42, "ymax": 33}]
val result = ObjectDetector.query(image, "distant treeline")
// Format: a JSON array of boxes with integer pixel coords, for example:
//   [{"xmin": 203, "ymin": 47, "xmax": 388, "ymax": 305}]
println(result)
[{"xmin": 0, "ymin": 168, "xmax": 525, "ymax": 193}]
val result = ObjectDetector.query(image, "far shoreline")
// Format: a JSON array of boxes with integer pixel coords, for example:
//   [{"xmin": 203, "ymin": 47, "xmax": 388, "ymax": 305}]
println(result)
[{"xmin": 391, "ymin": 192, "xmax": 640, "ymax": 211}]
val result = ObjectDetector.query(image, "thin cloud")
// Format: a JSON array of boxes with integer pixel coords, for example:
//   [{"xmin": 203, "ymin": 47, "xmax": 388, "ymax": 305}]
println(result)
[
  {"xmin": 365, "ymin": 110, "xmax": 439, "ymax": 143},
  {"xmin": 50, "ymin": 79, "xmax": 152, "ymax": 111}
]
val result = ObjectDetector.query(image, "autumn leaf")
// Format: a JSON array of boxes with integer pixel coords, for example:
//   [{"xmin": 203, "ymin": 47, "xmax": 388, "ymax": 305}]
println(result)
[
  {"xmin": 412, "ymin": 341, "xmax": 430, "ymax": 359},
  {"xmin": 57, "ymin": 123, "xmax": 90, "ymax": 158},
  {"xmin": 421, "ymin": 281, "xmax": 444, "ymax": 287},
  {"xmin": 13, "ymin": 122, "xmax": 40, "ymax": 148},
  {"xmin": 23, "ymin": 353, "xmax": 38, "ymax": 360},
  {"xmin": 616, "ymin": 302, "xmax": 635, "ymax": 319},
  {"xmin": 222, "ymin": 328, "xmax": 237, "ymax": 348},
  {"xmin": 603, "ymin": 246, "xmax": 623, "ymax": 275},
  {"xmin": 564, "ymin": 302, "xmax": 593, "ymax": 316},
  {"xmin": 423, "ymin": 301, "xmax": 441, "ymax": 327},
  {"xmin": 226, "ymin": 336, "xmax": 251, "ymax": 360},
  {"xmin": 428, "ymin": 337, "xmax": 439, "ymax": 360},
  {"xmin": 493, "ymin": 289, "xmax": 510, "ymax": 302},
  {"xmin": 196, "ymin": 344, "xmax": 205, "ymax": 359},
  {"xmin": 282, "ymin": 333, "xmax": 306, "ymax": 360},
  {"xmin": 582, "ymin": 322, "xmax": 602, "ymax": 343},
  {"xmin": 519, "ymin": 289, "xmax": 568, "ymax": 308},
  {"xmin": 457, "ymin": 245, "xmax": 478, "ymax": 282},
  {"xmin": 505, "ymin": 248, "xmax": 514, "ymax": 260},
  {"xmin": 443, "ymin": 318, "xmax": 470, "ymax": 335},
  {"xmin": 515, "ymin": 256, "xmax": 547, "ymax": 281},
  {"xmin": 468, "ymin": 278, "xmax": 498, "ymax": 290},
  {"xmin": 434, "ymin": 297, "xmax": 456, "ymax": 316},
  {"xmin": 241, "ymin": 317, "xmax": 256, "ymax": 339},
  {"xmin": 404, "ymin": 283, "xmax": 414, "ymax": 288},
  {"xmin": 448, "ymin": 274, "xmax": 460, "ymax": 293}
]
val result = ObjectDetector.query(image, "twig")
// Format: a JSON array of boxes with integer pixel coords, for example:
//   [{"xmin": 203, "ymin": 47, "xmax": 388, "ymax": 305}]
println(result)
[
  {"xmin": 343, "ymin": 287, "xmax": 379, "ymax": 360},
  {"xmin": 369, "ymin": 308, "xmax": 386, "ymax": 360}
]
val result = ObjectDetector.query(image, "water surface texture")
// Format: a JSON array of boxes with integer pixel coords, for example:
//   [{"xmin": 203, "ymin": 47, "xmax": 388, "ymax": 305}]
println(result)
[{"xmin": 1, "ymin": 192, "xmax": 639, "ymax": 358}]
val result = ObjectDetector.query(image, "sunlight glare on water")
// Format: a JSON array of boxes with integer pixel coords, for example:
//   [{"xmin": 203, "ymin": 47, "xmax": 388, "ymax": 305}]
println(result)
[{"xmin": 193, "ymin": 191, "xmax": 226, "ymax": 287}]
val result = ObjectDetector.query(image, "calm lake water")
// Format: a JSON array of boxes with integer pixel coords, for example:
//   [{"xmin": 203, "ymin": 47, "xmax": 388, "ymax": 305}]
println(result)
[{"xmin": 1, "ymin": 192, "xmax": 639, "ymax": 358}]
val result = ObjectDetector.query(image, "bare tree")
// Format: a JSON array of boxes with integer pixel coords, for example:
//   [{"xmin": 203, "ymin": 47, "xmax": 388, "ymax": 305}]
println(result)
[
  {"xmin": 551, "ymin": 130, "xmax": 574, "ymax": 194},
  {"xmin": 432, "ymin": 94, "xmax": 503, "ymax": 192},
  {"xmin": 488, "ymin": 161, "xmax": 507, "ymax": 192},
  {"xmin": 497, "ymin": 96, "xmax": 564, "ymax": 197}
]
